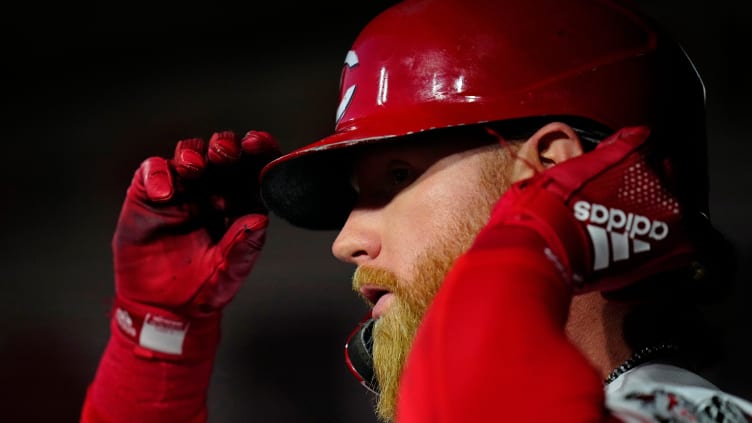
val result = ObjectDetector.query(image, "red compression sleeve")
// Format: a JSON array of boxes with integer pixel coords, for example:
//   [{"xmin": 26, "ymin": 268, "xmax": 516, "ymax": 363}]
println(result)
[
  {"xmin": 397, "ymin": 236, "xmax": 613, "ymax": 422},
  {"xmin": 80, "ymin": 308, "xmax": 219, "ymax": 423}
]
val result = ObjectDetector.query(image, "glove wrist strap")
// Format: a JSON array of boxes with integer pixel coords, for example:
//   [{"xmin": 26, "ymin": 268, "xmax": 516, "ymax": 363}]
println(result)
[{"xmin": 112, "ymin": 296, "xmax": 221, "ymax": 362}]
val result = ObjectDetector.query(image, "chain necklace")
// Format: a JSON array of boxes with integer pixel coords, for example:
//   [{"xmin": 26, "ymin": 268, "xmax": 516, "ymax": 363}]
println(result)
[{"xmin": 604, "ymin": 343, "xmax": 680, "ymax": 385}]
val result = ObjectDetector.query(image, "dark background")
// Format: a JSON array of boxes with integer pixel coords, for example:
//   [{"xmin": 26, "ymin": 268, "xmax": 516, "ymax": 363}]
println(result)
[{"xmin": 1, "ymin": 1, "xmax": 750, "ymax": 422}]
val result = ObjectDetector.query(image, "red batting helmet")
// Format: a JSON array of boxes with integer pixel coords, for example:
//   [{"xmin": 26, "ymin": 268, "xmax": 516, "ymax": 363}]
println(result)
[{"xmin": 260, "ymin": 0, "xmax": 708, "ymax": 230}]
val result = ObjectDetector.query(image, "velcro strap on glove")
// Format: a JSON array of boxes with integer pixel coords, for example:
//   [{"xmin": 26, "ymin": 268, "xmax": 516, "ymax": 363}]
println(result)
[{"xmin": 112, "ymin": 296, "xmax": 221, "ymax": 362}]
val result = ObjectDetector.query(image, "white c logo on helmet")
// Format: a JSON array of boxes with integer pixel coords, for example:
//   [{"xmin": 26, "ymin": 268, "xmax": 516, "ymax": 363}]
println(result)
[{"xmin": 336, "ymin": 50, "xmax": 359, "ymax": 124}]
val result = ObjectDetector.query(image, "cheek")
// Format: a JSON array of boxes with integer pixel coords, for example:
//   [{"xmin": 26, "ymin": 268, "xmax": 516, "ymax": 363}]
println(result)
[
  {"xmin": 381, "ymin": 178, "xmax": 477, "ymax": 277},
  {"xmin": 379, "ymin": 200, "xmax": 432, "ymax": 278}
]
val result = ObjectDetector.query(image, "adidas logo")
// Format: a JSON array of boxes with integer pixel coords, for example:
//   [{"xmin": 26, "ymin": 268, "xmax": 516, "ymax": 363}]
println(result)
[
  {"xmin": 573, "ymin": 201, "xmax": 669, "ymax": 271},
  {"xmin": 115, "ymin": 307, "xmax": 137, "ymax": 337}
]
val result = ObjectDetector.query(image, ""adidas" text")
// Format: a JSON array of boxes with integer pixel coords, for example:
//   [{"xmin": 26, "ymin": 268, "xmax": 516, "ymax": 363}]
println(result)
[{"xmin": 572, "ymin": 201, "xmax": 669, "ymax": 241}]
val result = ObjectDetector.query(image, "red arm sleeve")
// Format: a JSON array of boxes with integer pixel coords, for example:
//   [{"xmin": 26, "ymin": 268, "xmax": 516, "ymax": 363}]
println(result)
[
  {"xmin": 79, "ymin": 315, "xmax": 217, "ymax": 423},
  {"xmin": 397, "ymin": 245, "xmax": 616, "ymax": 423}
]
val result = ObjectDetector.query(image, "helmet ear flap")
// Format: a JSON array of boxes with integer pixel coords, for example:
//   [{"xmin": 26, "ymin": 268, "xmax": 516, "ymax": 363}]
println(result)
[{"xmin": 650, "ymin": 38, "xmax": 709, "ymax": 216}]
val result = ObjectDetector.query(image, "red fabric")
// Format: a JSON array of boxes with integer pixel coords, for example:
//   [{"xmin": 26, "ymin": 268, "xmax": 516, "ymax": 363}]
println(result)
[
  {"xmin": 79, "ymin": 314, "xmax": 218, "ymax": 423},
  {"xmin": 397, "ymin": 245, "xmax": 610, "ymax": 422},
  {"xmin": 80, "ymin": 391, "xmax": 207, "ymax": 423}
]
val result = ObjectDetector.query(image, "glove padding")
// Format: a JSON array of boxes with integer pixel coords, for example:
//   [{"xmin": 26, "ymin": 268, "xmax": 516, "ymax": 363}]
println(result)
[
  {"xmin": 472, "ymin": 126, "xmax": 698, "ymax": 294},
  {"xmin": 110, "ymin": 130, "xmax": 280, "ymax": 357}
]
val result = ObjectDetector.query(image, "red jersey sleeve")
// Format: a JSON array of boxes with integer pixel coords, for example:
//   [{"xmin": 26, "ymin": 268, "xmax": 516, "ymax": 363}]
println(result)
[
  {"xmin": 397, "ymin": 247, "xmax": 618, "ymax": 423},
  {"xmin": 79, "ymin": 316, "xmax": 215, "ymax": 423}
]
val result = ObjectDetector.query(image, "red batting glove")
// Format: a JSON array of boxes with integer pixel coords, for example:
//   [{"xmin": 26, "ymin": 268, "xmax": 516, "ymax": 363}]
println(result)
[
  {"xmin": 111, "ymin": 130, "xmax": 280, "ymax": 356},
  {"xmin": 472, "ymin": 126, "xmax": 698, "ymax": 294},
  {"xmin": 83, "ymin": 130, "xmax": 280, "ymax": 423}
]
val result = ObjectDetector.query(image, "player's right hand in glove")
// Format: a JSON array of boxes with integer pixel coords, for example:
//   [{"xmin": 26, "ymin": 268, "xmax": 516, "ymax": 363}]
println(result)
[
  {"xmin": 472, "ymin": 125, "xmax": 698, "ymax": 294},
  {"xmin": 82, "ymin": 130, "xmax": 280, "ymax": 423}
]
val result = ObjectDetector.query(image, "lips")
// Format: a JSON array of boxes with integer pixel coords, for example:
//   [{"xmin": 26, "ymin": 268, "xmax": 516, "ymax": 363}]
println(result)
[{"xmin": 359, "ymin": 285, "xmax": 394, "ymax": 319}]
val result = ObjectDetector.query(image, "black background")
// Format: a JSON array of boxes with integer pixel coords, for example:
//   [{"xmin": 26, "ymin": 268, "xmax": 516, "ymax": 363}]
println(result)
[{"xmin": 1, "ymin": 1, "xmax": 750, "ymax": 422}]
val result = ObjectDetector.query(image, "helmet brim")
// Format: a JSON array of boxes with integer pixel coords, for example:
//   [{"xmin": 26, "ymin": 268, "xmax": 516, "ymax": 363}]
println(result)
[{"xmin": 260, "ymin": 132, "xmax": 397, "ymax": 230}]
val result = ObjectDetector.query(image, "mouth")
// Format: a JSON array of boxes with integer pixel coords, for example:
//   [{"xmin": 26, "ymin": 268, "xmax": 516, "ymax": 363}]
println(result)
[{"xmin": 359, "ymin": 285, "xmax": 395, "ymax": 319}]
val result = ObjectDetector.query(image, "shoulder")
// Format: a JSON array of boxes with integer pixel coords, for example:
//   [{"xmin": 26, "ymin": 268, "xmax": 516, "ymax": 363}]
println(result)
[{"xmin": 605, "ymin": 363, "xmax": 752, "ymax": 422}]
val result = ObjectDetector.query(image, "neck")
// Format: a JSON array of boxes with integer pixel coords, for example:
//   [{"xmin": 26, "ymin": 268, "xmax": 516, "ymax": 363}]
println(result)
[{"xmin": 565, "ymin": 292, "xmax": 633, "ymax": 379}]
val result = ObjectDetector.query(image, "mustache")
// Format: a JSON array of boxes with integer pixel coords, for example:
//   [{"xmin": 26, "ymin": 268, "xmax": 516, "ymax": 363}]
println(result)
[{"xmin": 352, "ymin": 266, "xmax": 403, "ymax": 301}]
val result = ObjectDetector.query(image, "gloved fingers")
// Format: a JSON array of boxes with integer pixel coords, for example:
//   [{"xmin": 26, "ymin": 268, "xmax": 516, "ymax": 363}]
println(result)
[
  {"xmin": 173, "ymin": 137, "xmax": 208, "ymax": 180},
  {"xmin": 159, "ymin": 130, "xmax": 279, "ymax": 230},
  {"xmin": 201, "ymin": 130, "xmax": 280, "ymax": 220},
  {"xmin": 241, "ymin": 130, "xmax": 281, "ymax": 159},
  {"xmin": 208, "ymin": 130, "xmax": 242, "ymax": 165},
  {"xmin": 142, "ymin": 156, "xmax": 175, "ymax": 202}
]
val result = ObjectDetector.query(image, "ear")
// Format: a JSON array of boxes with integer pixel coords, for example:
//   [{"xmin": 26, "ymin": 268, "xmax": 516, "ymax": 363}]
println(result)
[{"xmin": 510, "ymin": 122, "xmax": 585, "ymax": 182}]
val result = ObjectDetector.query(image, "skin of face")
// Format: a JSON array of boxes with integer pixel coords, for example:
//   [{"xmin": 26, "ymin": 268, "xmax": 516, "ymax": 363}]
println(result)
[
  {"xmin": 332, "ymin": 122, "xmax": 583, "ymax": 283},
  {"xmin": 332, "ymin": 137, "xmax": 506, "ymax": 290},
  {"xmin": 333, "ymin": 135, "xmax": 513, "ymax": 421}
]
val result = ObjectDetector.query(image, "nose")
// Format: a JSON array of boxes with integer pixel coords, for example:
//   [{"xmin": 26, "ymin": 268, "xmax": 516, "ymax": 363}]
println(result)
[{"xmin": 332, "ymin": 207, "xmax": 381, "ymax": 265}]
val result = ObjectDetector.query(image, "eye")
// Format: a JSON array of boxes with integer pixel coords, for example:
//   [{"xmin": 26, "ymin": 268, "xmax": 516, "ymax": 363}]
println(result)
[
  {"xmin": 349, "ymin": 159, "xmax": 418, "ymax": 203},
  {"xmin": 388, "ymin": 164, "xmax": 414, "ymax": 188}
]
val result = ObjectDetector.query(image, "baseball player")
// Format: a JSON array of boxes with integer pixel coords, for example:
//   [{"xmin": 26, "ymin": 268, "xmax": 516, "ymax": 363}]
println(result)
[{"xmin": 80, "ymin": 0, "xmax": 752, "ymax": 422}]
